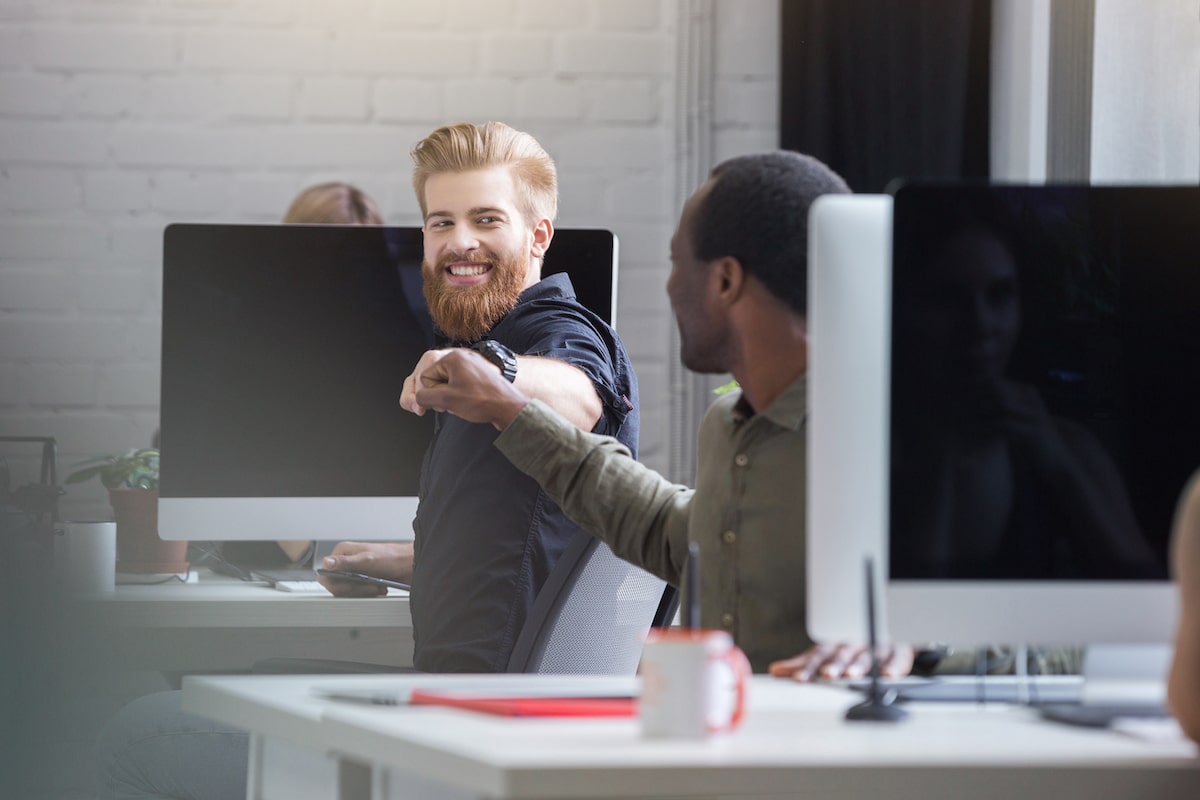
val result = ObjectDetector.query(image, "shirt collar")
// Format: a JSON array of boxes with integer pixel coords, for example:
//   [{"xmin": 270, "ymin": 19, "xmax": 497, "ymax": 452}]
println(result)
[{"xmin": 730, "ymin": 372, "xmax": 808, "ymax": 431}]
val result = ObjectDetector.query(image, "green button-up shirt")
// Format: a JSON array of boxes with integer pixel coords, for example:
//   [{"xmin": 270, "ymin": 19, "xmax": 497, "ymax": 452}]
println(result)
[{"xmin": 496, "ymin": 374, "xmax": 810, "ymax": 672}]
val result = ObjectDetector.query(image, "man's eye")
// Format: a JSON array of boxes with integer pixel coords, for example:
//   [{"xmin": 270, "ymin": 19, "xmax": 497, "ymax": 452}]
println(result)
[
  {"xmin": 429, "ymin": 220, "xmax": 451, "ymax": 229},
  {"xmin": 478, "ymin": 216, "xmax": 499, "ymax": 225}
]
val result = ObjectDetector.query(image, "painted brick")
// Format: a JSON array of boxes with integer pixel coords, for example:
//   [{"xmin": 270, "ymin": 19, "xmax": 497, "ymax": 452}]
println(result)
[
  {"xmin": 515, "ymin": 79, "xmax": 584, "ymax": 121},
  {"xmin": 485, "ymin": 34, "xmax": 553, "ymax": 76},
  {"xmin": 32, "ymin": 29, "xmax": 175, "ymax": 72},
  {"xmin": 70, "ymin": 75, "xmax": 144, "ymax": 118},
  {"xmin": 713, "ymin": 126, "xmax": 779, "ymax": 163},
  {"xmin": 261, "ymin": 126, "xmax": 425, "ymax": 169},
  {"xmin": 235, "ymin": 175, "xmax": 307, "ymax": 219},
  {"xmin": 0, "ymin": 364, "xmax": 20, "ymax": 404},
  {"xmin": 714, "ymin": 0, "xmax": 780, "ymax": 78},
  {"xmin": 715, "ymin": 79, "xmax": 779, "ymax": 128},
  {"xmin": 334, "ymin": 34, "xmax": 479, "ymax": 76},
  {"xmin": 593, "ymin": 0, "xmax": 663, "ymax": 30},
  {"xmin": 0, "ymin": 224, "xmax": 108, "ymax": 260},
  {"xmin": 0, "ymin": 320, "xmax": 129, "ymax": 359},
  {"xmin": 180, "ymin": 30, "xmax": 330, "ymax": 72},
  {"xmin": 557, "ymin": 33, "xmax": 672, "ymax": 76},
  {"xmin": 98, "ymin": 364, "xmax": 160, "ymax": 407},
  {"xmin": 444, "ymin": 80, "xmax": 519, "ymax": 122},
  {"xmin": 25, "ymin": 365, "xmax": 100, "ymax": 407},
  {"xmin": 0, "ymin": 28, "xmax": 32, "ymax": 68},
  {"xmin": 0, "ymin": 167, "xmax": 81, "ymax": 212},
  {"xmin": 587, "ymin": 79, "xmax": 658, "ymax": 122},
  {"xmin": 110, "ymin": 225, "xmax": 164, "ymax": 263},
  {"xmin": 0, "ymin": 122, "xmax": 111, "ymax": 165},
  {"xmin": 608, "ymin": 171, "xmax": 670, "ymax": 219},
  {"xmin": 226, "ymin": 0, "xmax": 296, "ymax": 27},
  {"xmin": 0, "ymin": 270, "xmax": 70, "ymax": 312},
  {"xmin": 373, "ymin": 79, "xmax": 443, "ymax": 123},
  {"xmin": 551, "ymin": 126, "xmax": 669, "ymax": 170},
  {"xmin": 606, "ymin": 220, "xmax": 663, "ymax": 265},
  {"xmin": 76, "ymin": 271, "xmax": 149, "ymax": 313},
  {"xmin": 84, "ymin": 172, "xmax": 153, "ymax": 213},
  {"xmin": 366, "ymin": 0, "xmax": 444, "ymax": 31},
  {"xmin": 220, "ymin": 76, "xmax": 294, "ymax": 121},
  {"xmin": 300, "ymin": 77, "xmax": 370, "ymax": 122},
  {"xmin": 446, "ymin": 0, "xmax": 519, "ymax": 32},
  {"xmin": 111, "ymin": 128, "xmax": 265, "ymax": 168},
  {"xmin": 555, "ymin": 170, "xmax": 608, "ymax": 220},
  {"xmin": 0, "ymin": 73, "xmax": 69, "ymax": 116},
  {"xmin": 151, "ymin": 172, "xmax": 237, "ymax": 215},
  {"xmin": 517, "ymin": 0, "xmax": 591, "ymax": 30},
  {"xmin": 125, "ymin": 320, "xmax": 162, "ymax": 361},
  {"xmin": 142, "ymin": 77, "xmax": 224, "ymax": 120}
]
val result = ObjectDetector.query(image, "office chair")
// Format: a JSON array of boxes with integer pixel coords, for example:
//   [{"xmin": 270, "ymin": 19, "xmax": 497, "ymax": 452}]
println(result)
[
  {"xmin": 506, "ymin": 532, "xmax": 678, "ymax": 674},
  {"xmin": 254, "ymin": 533, "xmax": 677, "ymax": 676}
]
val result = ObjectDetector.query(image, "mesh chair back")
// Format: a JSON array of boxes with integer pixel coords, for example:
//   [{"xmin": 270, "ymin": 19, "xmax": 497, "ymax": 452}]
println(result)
[{"xmin": 506, "ymin": 533, "xmax": 675, "ymax": 674}]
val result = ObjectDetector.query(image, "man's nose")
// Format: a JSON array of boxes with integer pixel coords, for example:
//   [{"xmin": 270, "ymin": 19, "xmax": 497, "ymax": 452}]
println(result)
[{"xmin": 447, "ymin": 225, "xmax": 481, "ymax": 255}]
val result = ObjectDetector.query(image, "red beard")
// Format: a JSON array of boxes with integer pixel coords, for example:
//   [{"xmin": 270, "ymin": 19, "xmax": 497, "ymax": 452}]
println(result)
[{"xmin": 422, "ymin": 249, "xmax": 527, "ymax": 343}]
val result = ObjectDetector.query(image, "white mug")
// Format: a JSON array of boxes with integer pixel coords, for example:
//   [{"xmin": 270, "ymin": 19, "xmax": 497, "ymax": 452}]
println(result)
[
  {"xmin": 639, "ymin": 628, "xmax": 751, "ymax": 739},
  {"xmin": 55, "ymin": 520, "xmax": 117, "ymax": 596}
]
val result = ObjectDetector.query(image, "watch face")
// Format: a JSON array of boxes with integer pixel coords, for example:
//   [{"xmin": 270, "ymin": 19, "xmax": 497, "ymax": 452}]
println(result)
[{"xmin": 472, "ymin": 339, "xmax": 517, "ymax": 382}]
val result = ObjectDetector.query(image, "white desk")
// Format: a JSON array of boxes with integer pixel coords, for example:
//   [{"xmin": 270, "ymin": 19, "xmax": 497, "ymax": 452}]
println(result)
[
  {"xmin": 183, "ymin": 673, "xmax": 1200, "ymax": 800},
  {"xmin": 70, "ymin": 570, "xmax": 413, "ymax": 673}
]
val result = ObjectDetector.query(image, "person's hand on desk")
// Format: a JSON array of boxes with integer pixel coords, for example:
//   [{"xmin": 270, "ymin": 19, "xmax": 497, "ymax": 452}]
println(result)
[
  {"xmin": 318, "ymin": 542, "xmax": 414, "ymax": 597},
  {"xmin": 768, "ymin": 642, "xmax": 914, "ymax": 682}
]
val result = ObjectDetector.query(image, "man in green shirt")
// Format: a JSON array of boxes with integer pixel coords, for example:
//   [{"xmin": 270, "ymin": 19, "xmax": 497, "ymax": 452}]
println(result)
[{"xmin": 403, "ymin": 150, "xmax": 907, "ymax": 677}]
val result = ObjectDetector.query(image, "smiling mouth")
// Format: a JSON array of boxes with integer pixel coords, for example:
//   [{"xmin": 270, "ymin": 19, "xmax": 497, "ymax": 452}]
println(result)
[{"xmin": 446, "ymin": 262, "xmax": 491, "ymax": 277}]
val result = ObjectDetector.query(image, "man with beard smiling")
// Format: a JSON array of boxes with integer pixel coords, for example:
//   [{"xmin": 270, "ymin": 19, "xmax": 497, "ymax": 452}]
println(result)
[
  {"xmin": 317, "ymin": 121, "xmax": 640, "ymax": 674},
  {"xmin": 91, "ymin": 123, "xmax": 639, "ymax": 800}
]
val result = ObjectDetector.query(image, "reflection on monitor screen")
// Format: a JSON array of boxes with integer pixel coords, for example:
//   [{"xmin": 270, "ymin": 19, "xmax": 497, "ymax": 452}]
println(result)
[
  {"xmin": 887, "ymin": 184, "xmax": 1197, "ymax": 646},
  {"xmin": 158, "ymin": 224, "xmax": 617, "ymax": 542}
]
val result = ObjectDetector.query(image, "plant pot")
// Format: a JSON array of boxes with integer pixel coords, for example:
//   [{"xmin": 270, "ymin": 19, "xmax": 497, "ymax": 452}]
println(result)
[{"xmin": 108, "ymin": 488, "xmax": 190, "ymax": 574}]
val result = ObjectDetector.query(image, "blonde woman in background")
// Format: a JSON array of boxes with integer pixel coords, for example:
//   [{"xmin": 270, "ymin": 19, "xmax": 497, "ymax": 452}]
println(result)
[{"xmin": 282, "ymin": 181, "xmax": 383, "ymax": 225}]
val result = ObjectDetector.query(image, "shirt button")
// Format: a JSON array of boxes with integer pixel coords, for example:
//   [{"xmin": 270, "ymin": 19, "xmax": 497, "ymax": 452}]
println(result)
[
  {"xmin": 734, "ymin": 453, "xmax": 749, "ymax": 467},
  {"xmin": 722, "ymin": 530, "xmax": 737, "ymax": 544},
  {"xmin": 721, "ymin": 612, "xmax": 735, "ymax": 627}
]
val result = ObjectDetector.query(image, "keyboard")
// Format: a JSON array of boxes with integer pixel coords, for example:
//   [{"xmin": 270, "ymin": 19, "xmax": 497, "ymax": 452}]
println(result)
[{"xmin": 272, "ymin": 580, "xmax": 332, "ymax": 594}]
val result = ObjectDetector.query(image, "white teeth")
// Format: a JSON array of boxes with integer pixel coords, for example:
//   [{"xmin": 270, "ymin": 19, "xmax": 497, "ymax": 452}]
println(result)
[{"xmin": 448, "ymin": 264, "xmax": 489, "ymax": 276}]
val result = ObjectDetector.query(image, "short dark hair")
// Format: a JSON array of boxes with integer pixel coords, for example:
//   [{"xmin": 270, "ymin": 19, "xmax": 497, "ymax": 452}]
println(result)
[{"xmin": 691, "ymin": 151, "xmax": 850, "ymax": 315}]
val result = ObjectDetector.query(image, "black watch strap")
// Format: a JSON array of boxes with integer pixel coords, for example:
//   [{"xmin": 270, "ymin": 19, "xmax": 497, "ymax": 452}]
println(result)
[{"xmin": 469, "ymin": 339, "xmax": 518, "ymax": 383}]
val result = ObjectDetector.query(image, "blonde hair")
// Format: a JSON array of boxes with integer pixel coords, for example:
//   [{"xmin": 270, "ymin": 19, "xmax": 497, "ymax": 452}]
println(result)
[
  {"xmin": 411, "ymin": 121, "xmax": 557, "ymax": 227},
  {"xmin": 283, "ymin": 182, "xmax": 383, "ymax": 225}
]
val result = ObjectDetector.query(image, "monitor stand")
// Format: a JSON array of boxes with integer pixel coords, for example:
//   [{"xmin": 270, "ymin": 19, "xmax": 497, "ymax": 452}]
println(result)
[{"xmin": 1038, "ymin": 644, "xmax": 1172, "ymax": 728}]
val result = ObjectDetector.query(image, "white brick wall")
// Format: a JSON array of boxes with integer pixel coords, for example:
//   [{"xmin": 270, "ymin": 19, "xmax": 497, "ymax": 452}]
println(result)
[{"xmin": 0, "ymin": 0, "xmax": 782, "ymax": 520}]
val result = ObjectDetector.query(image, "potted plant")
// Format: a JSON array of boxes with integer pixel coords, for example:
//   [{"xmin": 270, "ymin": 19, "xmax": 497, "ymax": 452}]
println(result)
[{"xmin": 65, "ymin": 448, "xmax": 189, "ymax": 574}]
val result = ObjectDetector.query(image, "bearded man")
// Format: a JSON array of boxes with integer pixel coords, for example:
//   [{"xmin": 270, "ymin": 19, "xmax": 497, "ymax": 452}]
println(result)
[
  {"xmin": 317, "ymin": 121, "xmax": 640, "ymax": 673},
  {"xmin": 92, "ymin": 122, "xmax": 639, "ymax": 800}
]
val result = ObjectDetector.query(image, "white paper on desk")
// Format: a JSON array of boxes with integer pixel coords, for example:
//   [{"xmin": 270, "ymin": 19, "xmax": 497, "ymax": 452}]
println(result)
[
  {"xmin": 315, "ymin": 676, "xmax": 639, "ymax": 707},
  {"xmin": 1110, "ymin": 715, "xmax": 1190, "ymax": 744}
]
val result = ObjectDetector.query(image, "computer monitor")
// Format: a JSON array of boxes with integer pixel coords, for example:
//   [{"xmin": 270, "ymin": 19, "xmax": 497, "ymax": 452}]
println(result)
[
  {"xmin": 886, "ymin": 184, "xmax": 1197, "ymax": 647},
  {"xmin": 805, "ymin": 194, "xmax": 894, "ymax": 643},
  {"xmin": 158, "ymin": 224, "xmax": 618, "ymax": 541}
]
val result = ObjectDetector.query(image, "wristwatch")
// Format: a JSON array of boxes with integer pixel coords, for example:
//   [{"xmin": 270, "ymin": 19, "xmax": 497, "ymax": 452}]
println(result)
[{"xmin": 469, "ymin": 339, "xmax": 518, "ymax": 383}]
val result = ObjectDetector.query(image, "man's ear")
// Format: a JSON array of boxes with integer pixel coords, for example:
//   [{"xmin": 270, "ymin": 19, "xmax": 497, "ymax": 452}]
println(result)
[
  {"xmin": 531, "ymin": 219, "xmax": 554, "ymax": 260},
  {"xmin": 714, "ymin": 256, "xmax": 746, "ymax": 304}
]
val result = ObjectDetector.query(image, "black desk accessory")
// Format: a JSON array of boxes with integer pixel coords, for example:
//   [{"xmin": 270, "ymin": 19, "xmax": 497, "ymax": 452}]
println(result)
[{"xmin": 845, "ymin": 557, "xmax": 908, "ymax": 722}]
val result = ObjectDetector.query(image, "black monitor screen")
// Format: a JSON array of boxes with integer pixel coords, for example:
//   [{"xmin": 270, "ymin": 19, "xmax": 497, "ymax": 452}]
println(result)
[
  {"xmin": 160, "ymin": 224, "xmax": 615, "ymax": 499},
  {"xmin": 889, "ymin": 185, "xmax": 1200, "ymax": 581},
  {"xmin": 161, "ymin": 224, "xmax": 435, "ymax": 497}
]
